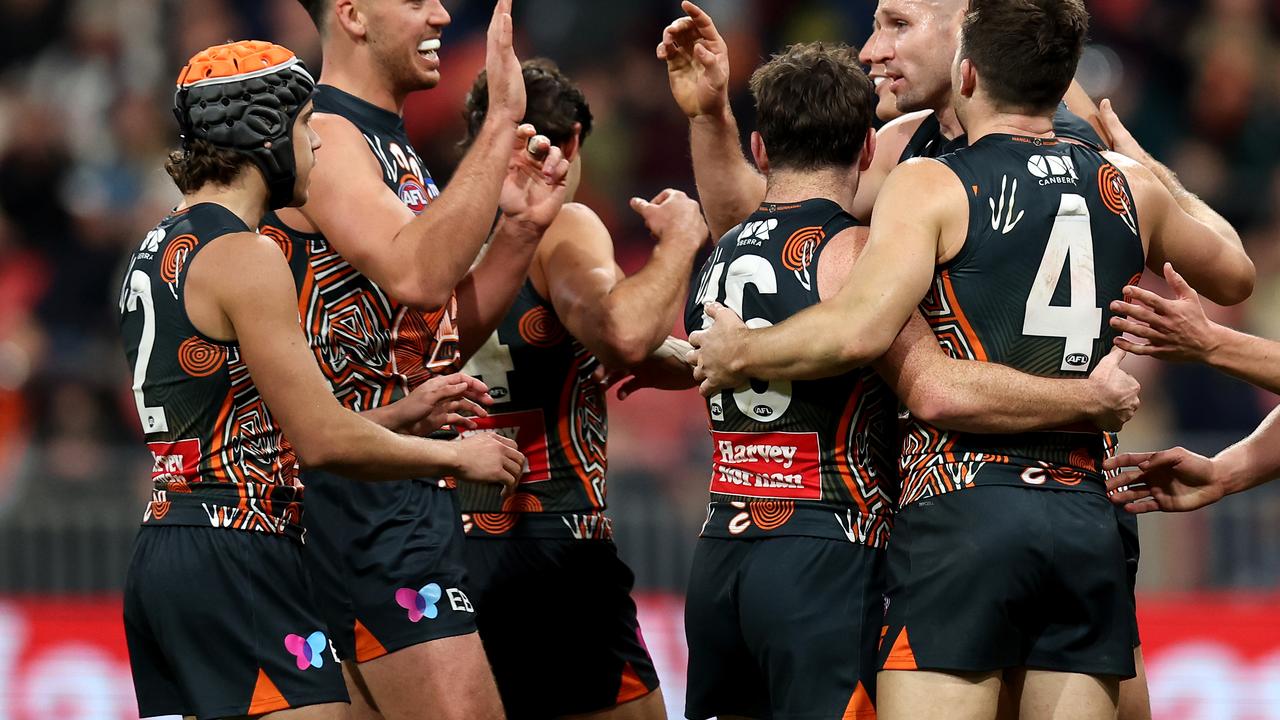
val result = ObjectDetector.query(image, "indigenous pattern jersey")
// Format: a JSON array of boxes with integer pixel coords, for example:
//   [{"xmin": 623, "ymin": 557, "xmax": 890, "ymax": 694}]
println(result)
[
  {"xmin": 457, "ymin": 280, "xmax": 611, "ymax": 540},
  {"xmin": 899, "ymin": 134, "xmax": 1145, "ymax": 507},
  {"xmin": 684, "ymin": 199, "xmax": 897, "ymax": 547},
  {"xmin": 899, "ymin": 103, "xmax": 1106, "ymax": 163},
  {"xmin": 261, "ymin": 85, "xmax": 460, "ymax": 418},
  {"xmin": 118, "ymin": 203, "xmax": 303, "ymax": 538}
]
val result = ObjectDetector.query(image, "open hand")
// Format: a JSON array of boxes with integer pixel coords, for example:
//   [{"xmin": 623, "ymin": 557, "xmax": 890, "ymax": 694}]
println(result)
[
  {"xmin": 1104, "ymin": 447, "xmax": 1225, "ymax": 513},
  {"xmin": 658, "ymin": 1, "xmax": 731, "ymax": 120},
  {"xmin": 1110, "ymin": 263, "xmax": 1222, "ymax": 363}
]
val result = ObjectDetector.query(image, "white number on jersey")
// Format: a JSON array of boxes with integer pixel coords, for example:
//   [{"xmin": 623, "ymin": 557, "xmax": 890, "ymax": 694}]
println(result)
[
  {"xmin": 1022, "ymin": 193, "xmax": 1102, "ymax": 372},
  {"xmin": 123, "ymin": 270, "xmax": 169, "ymax": 433},
  {"xmin": 695, "ymin": 254, "xmax": 793, "ymax": 423},
  {"xmin": 462, "ymin": 332, "xmax": 515, "ymax": 404}
]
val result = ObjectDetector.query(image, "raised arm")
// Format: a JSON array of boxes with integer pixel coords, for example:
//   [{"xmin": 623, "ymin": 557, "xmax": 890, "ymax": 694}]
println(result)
[
  {"xmin": 289, "ymin": 2, "xmax": 530, "ymax": 311},
  {"xmin": 454, "ymin": 141, "xmax": 570, "ymax": 362},
  {"xmin": 1101, "ymin": 102, "xmax": 1254, "ymax": 305},
  {"xmin": 535, "ymin": 192, "xmax": 706, "ymax": 371},
  {"xmin": 187, "ymin": 231, "xmax": 524, "ymax": 486},
  {"xmin": 688, "ymin": 158, "xmax": 961, "ymax": 393},
  {"xmin": 1111, "ymin": 262, "xmax": 1280, "ymax": 394},
  {"xmin": 659, "ymin": 1, "xmax": 764, "ymax": 238}
]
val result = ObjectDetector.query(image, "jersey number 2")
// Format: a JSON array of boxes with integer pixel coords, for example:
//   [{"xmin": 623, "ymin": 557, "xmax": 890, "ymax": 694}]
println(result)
[
  {"xmin": 124, "ymin": 270, "xmax": 170, "ymax": 433},
  {"xmin": 1022, "ymin": 194, "xmax": 1102, "ymax": 372}
]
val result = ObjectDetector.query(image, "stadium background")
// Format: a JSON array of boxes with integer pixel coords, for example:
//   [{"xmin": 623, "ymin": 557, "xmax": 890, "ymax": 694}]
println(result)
[{"xmin": 0, "ymin": 0, "xmax": 1276, "ymax": 717}]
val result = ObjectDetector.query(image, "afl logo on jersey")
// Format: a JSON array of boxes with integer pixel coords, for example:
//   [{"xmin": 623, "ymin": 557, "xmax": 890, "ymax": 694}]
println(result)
[
  {"xmin": 398, "ymin": 177, "xmax": 430, "ymax": 215},
  {"xmin": 1064, "ymin": 353, "xmax": 1090, "ymax": 368}
]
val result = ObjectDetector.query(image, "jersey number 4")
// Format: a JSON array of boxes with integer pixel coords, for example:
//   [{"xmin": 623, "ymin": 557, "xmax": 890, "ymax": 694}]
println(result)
[
  {"xmin": 1023, "ymin": 194, "xmax": 1102, "ymax": 373},
  {"xmin": 694, "ymin": 254, "xmax": 793, "ymax": 423}
]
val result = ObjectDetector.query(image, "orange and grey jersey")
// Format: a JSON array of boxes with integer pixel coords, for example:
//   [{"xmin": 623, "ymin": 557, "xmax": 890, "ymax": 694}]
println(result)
[
  {"xmin": 683, "ymin": 199, "xmax": 898, "ymax": 547},
  {"xmin": 118, "ymin": 203, "xmax": 302, "ymax": 539},
  {"xmin": 900, "ymin": 134, "xmax": 1145, "ymax": 508},
  {"xmin": 261, "ymin": 84, "xmax": 460, "ymax": 417},
  {"xmin": 456, "ymin": 280, "xmax": 611, "ymax": 540}
]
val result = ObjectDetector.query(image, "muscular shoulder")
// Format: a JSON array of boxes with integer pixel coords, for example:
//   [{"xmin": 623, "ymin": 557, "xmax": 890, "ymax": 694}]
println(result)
[
  {"xmin": 877, "ymin": 110, "xmax": 933, "ymax": 158},
  {"xmin": 883, "ymin": 156, "xmax": 963, "ymax": 199},
  {"xmin": 816, "ymin": 225, "xmax": 869, "ymax": 300},
  {"xmin": 309, "ymin": 113, "xmax": 381, "ymax": 176}
]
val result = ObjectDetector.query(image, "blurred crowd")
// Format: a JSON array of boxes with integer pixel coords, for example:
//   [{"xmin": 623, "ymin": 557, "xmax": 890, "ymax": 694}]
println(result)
[{"xmin": 0, "ymin": 0, "xmax": 1278, "ymax": 589}]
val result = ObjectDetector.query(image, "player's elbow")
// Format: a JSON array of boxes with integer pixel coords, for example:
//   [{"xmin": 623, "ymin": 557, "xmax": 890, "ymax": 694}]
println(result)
[
  {"xmin": 289, "ymin": 425, "xmax": 351, "ymax": 471},
  {"xmin": 905, "ymin": 387, "xmax": 970, "ymax": 430},
  {"xmin": 386, "ymin": 275, "xmax": 450, "ymax": 313},
  {"xmin": 1217, "ymin": 255, "xmax": 1256, "ymax": 306},
  {"xmin": 835, "ymin": 334, "xmax": 890, "ymax": 372},
  {"xmin": 598, "ymin": 324, "xmax": 657, "ymax": 369}
]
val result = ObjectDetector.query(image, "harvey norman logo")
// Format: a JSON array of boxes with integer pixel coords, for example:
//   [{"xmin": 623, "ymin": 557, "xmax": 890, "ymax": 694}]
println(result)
[
  {"xmin": 709, "ymin": 430, "xmax": 822, "ymax": 500},
  {"xmin": 1027, "ymin": 154, "xmax": 1078, "ymax": 186}
]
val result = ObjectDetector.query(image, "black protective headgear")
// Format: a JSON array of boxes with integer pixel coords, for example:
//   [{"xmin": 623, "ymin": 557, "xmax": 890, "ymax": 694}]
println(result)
[{"xmin": 173, "ymin": 40, "xmax": 316, "ymax": 209}]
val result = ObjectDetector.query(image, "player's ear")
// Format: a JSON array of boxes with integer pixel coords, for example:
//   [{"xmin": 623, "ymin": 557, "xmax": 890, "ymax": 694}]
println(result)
[
  {"xmin": 562, "ymin": 123, "xmax": 582, "ymax": 163},
  {"xmin": 750, "ymin": 131, "xmax": 770, "ymax": 174},
  {"xmin": 334, "ymin": 0, "xmax": 368, "ymax": 40},
  {"xmin": 859, "ymin": 127, "xmax": 876, "ymax": 172},
  {"xmin": 959, "ymin": 58, "xmax": 977, "ymax": 99}
]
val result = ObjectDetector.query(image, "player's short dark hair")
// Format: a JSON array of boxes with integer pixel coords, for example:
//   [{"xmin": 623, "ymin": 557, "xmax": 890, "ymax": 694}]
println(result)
[
  {"xmin": 960, "ymin": 0, "xmax": 1089, "ymax": 113},
  {"xmin": 296, "ymin": 0, "xmax": 329, "ymax": 33},
  {"xmin": 461, "ymin": 58, "xmax": 593, "ymax": 150},
  {"xmin": 164, "ymin": 139, "xmax": 256, "ymax": 195},
  {"xmin": 748, "ymin": 42, "xmax": 874, "ymax": 172}
]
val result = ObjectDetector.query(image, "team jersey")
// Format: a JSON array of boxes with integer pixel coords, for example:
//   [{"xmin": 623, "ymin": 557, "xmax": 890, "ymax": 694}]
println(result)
[
  {"xmin": 900, "ymin": 102, "xmax": 1105, "ymax": 162},
  {"xmin": 684, "ymin": 199, "xmax": 897, "ymax": 547},
  {"xmin": 118, "ymin": 203, "xmax": 302, "ymax": 538},
  {"xmin": 261, "ymin": 85, "xmax": 460, "ymax": 418},
  {"xmin": 455, "ymin": 280, "xmax": 612, "ymax": 540},
  {"xmin": 899, "ymin": 133, "xmax": 1145, "ymax": 507}
]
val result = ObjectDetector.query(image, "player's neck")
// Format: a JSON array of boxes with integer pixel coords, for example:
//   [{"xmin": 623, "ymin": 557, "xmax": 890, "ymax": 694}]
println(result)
[
  {"xmin": 957, "ymin": 98, "xmax": 1054, "ymax": 144},
  {"xmin": 318, "ymin": 55, "xmax": 407, "ymax": 115},
  {"xmin": 763, "ymin": 168, "xmax": 857, "ymax": 215},
  {"xmin": 182, "ymin": 178, "xmax": 270, "ymax": 230},
  {"xmin": 935, "ymin": 106, "xmax": 966, "ymax": 141}
]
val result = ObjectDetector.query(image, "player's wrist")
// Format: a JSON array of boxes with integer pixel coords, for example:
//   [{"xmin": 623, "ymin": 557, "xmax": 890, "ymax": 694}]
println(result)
[{"xmin": 689, "ymin": 103, "xmax": 734, "ymax": 128}]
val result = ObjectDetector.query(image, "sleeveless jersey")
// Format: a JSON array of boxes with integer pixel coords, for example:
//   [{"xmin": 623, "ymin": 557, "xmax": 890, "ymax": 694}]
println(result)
[
  {"xmin": 899, "ymin": 134, "xmax": 1145, "ymax": 508},
  {"xmin": 118, "ymin": 203, "xmax": 303, "ymax": 539},
  {"xmin": 900, "ymin": 103, "xmax": 1105, "ymax": 163},
  {"xmin": 455, "ymin": 280, "xmax": 612, "ymax": 540},
  {"xmin": 684, "ymin": 199, "xmax": 898, "ymax": 547},
  {"xmin": 260, "ymin": 85, "xmax": 460, "ymax": 420}
]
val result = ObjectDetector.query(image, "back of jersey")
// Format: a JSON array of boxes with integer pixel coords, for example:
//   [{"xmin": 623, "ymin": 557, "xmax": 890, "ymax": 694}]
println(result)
[
  {"xmin": 685, "ymin": 200, "xmax": 897, "ymax": 547},
  {"xmin": 900, "ymin": 134, "xmax": 1144, "ymax": 507},
  {"xmin": 118, "ymin": 203, "xmax": 302, "ymax": 538}
]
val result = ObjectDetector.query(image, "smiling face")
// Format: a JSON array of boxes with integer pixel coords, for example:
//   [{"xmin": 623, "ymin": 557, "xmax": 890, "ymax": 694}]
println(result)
[
  {"xmin": 859, "ymin": 0, "xmax": 967, "ymax": 115},
  {"xmin": 361, "ymin": 0, "xmax": 451, "ymax": 92}
]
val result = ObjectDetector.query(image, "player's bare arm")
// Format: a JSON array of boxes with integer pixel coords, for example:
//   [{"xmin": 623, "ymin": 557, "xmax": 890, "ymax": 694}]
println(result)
[
  {"xmin": 1103, "ymin": 127, "xmax": 1254, "ymax": 305},
  {"xmin": 810, "ymin": 224, "xmax": 1140, "ymax": 433},
  {"xmin": 287, "ymin": 0, "xmax": 532, "ymax": 311},
  {"xmin": 186, "ymin": 230, "xmax": 524, "ymax": 487},
  {"xmin": 534, "ymin": 192, "xmax": 706, "ymax": 371},
  {"xmin": 1106, "ymin": 405, "xmax": 1280, "ymax": 513},
  {"xmin": 1111, "ymin": 262, "xmax": 1280, "ymax": 394},
  {"xmin": 659, "ymin": 1, "xmax": 764, "ymax": 239},
  {"xmin": 688, "ymin": 157, "xmax": 964, "ymax": 394},
  {"xmin": 454, "ymin": 139, "xmax": 571, "ymax": 361},
  {"xmin": 359, "ymin": 372, "xmax": 493, "ymax": 434}
]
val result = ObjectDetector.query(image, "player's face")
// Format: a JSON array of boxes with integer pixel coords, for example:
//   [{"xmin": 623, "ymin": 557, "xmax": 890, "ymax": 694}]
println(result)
[
  {"xmin": 862, "ymin": 0, "xmax": 966, "ymax": 114},
  {"xmin": 866, "ymin": 63, "xmax": 903, "ymax": 122},
  {"xmin": 290, "ymin": 102, "xmax": 322, "ymax": 207},
  {"xmin": 363, "ymin": 0, "xmax": 451, "ymax": 92}
]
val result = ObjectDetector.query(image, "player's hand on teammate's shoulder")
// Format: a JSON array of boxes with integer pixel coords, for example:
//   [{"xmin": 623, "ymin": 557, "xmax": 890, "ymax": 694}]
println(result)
[
  {"xmin": 630, "ymin": 189, "xmax": 709, "ymax": 251},
  {"xmin": 1084, "ymin": 346, "xmax": 1141, "ymax": 432},
  {"xmin": 658, "ymin": 1, "xmax": 730, "ymax": 121},
  {"xmin": 484, "ymin": 0, "xmax": 525, "ymax": 124},
  {"xmin": 1110, "ymin": 263, "xmax": 1223, "ymax": 363},
  {"xmin": 687, "ymin": 302, "xmax": 749, "ymax": 397},
  {"xmin": 1097, "ymin": 98, "xmax": 1154, "ymax": 167},
  {"xmin": 451, "ymin": 432, "xmax": 526, "ymax": 495},
  {"xmin": 401, "ymin": 372, "xmax": 493, "ymax": 436},
  {"xmin": 1105, "ymin": 447, "xmax": 1226, "ymax": 514}
]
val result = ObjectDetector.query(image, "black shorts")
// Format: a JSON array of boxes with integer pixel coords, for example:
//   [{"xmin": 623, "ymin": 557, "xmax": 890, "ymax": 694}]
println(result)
[
  {"xmin": 464, "ymin": 536, "xmax": 660, "ymax": 719},
  {"xmin": 685, "ymin": 536, "xmax": 884, "ymax": 720},
  {"xmin": 300, "ymin": 470, "xmax": 476, "ymax": 663},
  {"xmin": 124, "ymin": 526, "xmax": 348, "ymax": 719},
  {"xmin": 879, "ymin": 487, "xmax": 1136, "ymax": 678},
  {"xmin": 1115, "ymin": 506, "xmax": 1141, "ymax": 647}
]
